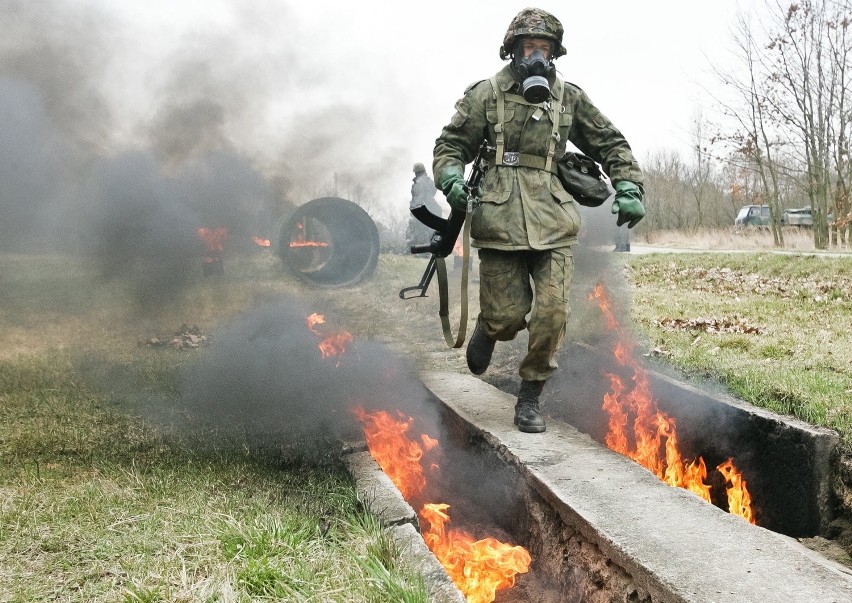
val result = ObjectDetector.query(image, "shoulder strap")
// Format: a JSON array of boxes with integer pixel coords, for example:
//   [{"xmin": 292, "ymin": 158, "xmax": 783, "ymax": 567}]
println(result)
[
  {"xmin": 545, "ymin": 75, "xmax": 565, "ymax": 172},
  {"xmin": 489, "ymin": 74, "xmax": 564, "ymax": 172},
  {"xmin": 436, "ymin": 210, "xmax": 472, "ymax": 348},
  {"xmin": 488, "ymin": 76, "xmax": 506, "ymax": 168}
]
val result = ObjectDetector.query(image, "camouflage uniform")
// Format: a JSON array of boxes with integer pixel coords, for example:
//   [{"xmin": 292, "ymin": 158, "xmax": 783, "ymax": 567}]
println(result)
[{"xmin": 433, "ymin": 32, "xmax": 642, "ymax": 382}]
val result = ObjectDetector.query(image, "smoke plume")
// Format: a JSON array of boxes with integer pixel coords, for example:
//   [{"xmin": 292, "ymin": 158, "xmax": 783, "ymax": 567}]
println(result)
[
  {"xmin": 0, "ymin": 1, "xmax": 413, "ymax": 306},
  {"xmin": 179, "ymin": 297, "xmax": 441, "ymax": 443}
]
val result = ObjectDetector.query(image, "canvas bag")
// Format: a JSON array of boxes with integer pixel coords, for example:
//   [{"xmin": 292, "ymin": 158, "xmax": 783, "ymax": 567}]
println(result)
[{"xmin": 556, "ymin": 151, "xmax": 614, "ymax": 207}]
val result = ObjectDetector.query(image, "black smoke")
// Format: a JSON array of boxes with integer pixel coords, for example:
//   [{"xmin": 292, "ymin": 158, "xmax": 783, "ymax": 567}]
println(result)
[
  {"xmin": 0, "ymin": 1, "xmax": 410, "ymax": 308},
  {"xmin": 179, "ymin": 297, "xmax": 442, "ymax": 443}
]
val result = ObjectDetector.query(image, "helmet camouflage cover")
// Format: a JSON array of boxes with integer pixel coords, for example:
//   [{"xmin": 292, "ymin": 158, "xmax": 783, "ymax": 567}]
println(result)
[{"xmin": 500, "ymin": 7, "xmax": 567, "ymax": 60}]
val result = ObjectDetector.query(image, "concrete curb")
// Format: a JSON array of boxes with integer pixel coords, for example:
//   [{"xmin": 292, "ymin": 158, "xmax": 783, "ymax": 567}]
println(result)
[
  {"xmin": 421, "ymin": 370, "xmax": 852, "ymax": 603},
  {"xmin": 342, "ymin": 447, "xmax": 466, "ymax": 603}
]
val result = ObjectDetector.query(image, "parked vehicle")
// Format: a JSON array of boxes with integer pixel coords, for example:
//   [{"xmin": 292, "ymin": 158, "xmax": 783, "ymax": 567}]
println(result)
[
  {"xmin": 782, "ymin": 207, "xmax": 813, "ymax": 227},
  {"xmin": 781, "ymin": 206, "xmax": 834, "ymax": 227},
  {"xmin": 735, "ymin": 205, "xmax": 771, "ymax": 228}
]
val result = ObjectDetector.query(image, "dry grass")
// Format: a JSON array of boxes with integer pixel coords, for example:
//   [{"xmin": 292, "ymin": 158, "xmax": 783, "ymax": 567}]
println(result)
[
  {"xmin": 624, "ymin": 251, "xmax": 852, "ymax": 448},
  {"xmin": 636, "ymin": 226, "xmax": 851, "ymax": 253}
]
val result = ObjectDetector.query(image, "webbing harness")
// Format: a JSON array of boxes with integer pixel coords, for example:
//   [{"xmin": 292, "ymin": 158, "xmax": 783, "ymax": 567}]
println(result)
[{"xmin": 489, "ymin": 75, "xmax": 564, "ymax": 173}]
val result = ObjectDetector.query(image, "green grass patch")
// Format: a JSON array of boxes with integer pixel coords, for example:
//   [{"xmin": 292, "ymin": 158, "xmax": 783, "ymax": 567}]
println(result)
[
  {"xmin": 0, "ymin": 252, "xmax": 427, "ymax": 603},
  {"xmin": 627, "ymin": 252, "xmax": 852, "ymax": 450}
]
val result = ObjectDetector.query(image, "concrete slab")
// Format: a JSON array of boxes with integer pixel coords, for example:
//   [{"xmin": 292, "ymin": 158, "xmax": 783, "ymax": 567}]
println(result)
[
  {"xmin": 344, "ymin": 450, "xmax": 417, "ymax": 527},
  {"xmin": 421, "ymin": 370, "xmax": 852, "ymax": 603},
  {"xmin": 389, "ymin": 523, "xmax": 466, "ymax": 603},
  {"xmin": 342, "ymin": 448, "xmax": 466, "ymax": 603}
]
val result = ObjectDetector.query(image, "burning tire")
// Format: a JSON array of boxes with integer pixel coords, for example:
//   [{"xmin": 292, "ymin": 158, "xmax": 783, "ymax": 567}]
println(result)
[{"xmin": 279, "ymin": 197, "xmax": 380, "ymax": 287}]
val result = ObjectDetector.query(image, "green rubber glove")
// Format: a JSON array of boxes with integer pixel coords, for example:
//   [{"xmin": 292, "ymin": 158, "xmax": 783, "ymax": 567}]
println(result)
[
  {"xmin": 439, "ymin": 166, "xmax": 468, "ymax": 211},
  {"xmin": 611, "ymin": 180, "xmax": 646, "ymax": 228}
]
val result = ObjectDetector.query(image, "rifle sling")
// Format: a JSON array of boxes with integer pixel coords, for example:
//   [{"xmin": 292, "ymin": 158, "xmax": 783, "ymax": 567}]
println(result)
[{"xmin": 436, "ymin": 208, "xmax": 472, "ymax": 348}]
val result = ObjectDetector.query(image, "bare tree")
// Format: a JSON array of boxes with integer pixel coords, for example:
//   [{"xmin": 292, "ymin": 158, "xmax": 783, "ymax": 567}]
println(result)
[
  {"xmin": 711, "ymin": 1, "xmax": 852, "ymax": 248},
  {"xmin": 766, "ymin": 0, "xmax": 852, "ymax": 248},
  {"xmin": 642, "ymin": 149, "xmax": 692, "ymax": 231},
  {"xmin": 686, "ymin": 113, "xmax": 715, "ymax": 231},
  {"xmin": 711, "ymin": 12, "xmax": 787, "ymax": 244}
]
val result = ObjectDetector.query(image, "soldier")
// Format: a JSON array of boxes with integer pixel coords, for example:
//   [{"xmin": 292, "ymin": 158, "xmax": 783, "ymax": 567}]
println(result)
[
  {"xmin": 406, "ymin": 162, "xmax": 442, "ymax": 253},
  {"xmin": 433, "ymin": 7, "xmax": 645, "ymax": 433}
]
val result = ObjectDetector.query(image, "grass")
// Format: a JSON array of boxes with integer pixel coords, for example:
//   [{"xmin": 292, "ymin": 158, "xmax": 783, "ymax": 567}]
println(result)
[
  {"xmin": 3, "ymin": 245, "xmax": 851, "ymax": 600},
  {"xmin": 0, "ymin": 252, "xmax": 427, "ymax": 603},
  {"xmin": 624, "ymin": 251, "xmax": 852, "ymax": 450}
]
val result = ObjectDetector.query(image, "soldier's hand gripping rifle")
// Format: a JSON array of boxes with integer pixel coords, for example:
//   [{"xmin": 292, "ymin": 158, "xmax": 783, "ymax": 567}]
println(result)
[{"xmin": 399, "ymin": 140, "xmax": 493, "ymax": 299}]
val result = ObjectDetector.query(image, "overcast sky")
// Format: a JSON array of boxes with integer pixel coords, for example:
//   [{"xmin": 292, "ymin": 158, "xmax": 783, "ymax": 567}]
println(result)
[
  {"xmin": 107, "ymin": 1, "xmax": 748, "ymax": 150},
  {"xmin": 116, "ymin": 0, "xmax": 750, "ymax": 196},
  {"xmin": 2, "ymin": 0, "xmax": 753, "ymax": 243}
]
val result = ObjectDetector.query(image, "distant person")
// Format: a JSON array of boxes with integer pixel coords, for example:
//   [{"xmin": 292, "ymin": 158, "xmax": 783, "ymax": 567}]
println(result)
[
  {"xmin": 614, "ymin": 223, "xmax": 631, "ymax": 252},
  {"xmin": 432, "ymin": 7, "xmax": 645, "ymax": 433},
  {"xmin": 406, "ymin": 162, "xmax": 442, "ymax": 253}
]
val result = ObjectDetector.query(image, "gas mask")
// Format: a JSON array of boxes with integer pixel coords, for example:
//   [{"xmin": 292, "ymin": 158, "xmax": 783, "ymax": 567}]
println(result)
[{"xmin": 513, "ymin": 46, "xmax": 555, "ymax": 104}]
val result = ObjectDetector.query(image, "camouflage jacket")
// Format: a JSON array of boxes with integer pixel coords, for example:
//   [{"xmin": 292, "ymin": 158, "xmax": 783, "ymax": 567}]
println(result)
[{"xmin": 433, "ymin": 64, "xmax": 643, "ymax": 250}]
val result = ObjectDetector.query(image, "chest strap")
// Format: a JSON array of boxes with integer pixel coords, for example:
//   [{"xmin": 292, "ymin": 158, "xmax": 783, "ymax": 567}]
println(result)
[{"xmin": 489, "ymin": 75, "xmax": 564, "ymax": 173}]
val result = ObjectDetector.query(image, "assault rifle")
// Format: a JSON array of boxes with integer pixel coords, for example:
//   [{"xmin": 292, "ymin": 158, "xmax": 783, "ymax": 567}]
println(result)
[{"xmin": 399, "ymin": 140, "xmax": 493, "ymax": 299}]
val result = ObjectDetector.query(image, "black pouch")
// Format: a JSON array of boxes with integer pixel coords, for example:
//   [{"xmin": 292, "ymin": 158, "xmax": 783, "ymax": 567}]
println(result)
[{"xmin": 556, "ymin": 152, "xmax": 613, "ymax": 207}]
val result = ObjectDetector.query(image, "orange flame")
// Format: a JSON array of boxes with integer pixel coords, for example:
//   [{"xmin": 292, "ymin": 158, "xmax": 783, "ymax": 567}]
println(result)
[
  {"xmin": 289, "ymin": 240, "xmax": 329, "ymax": 248},
  {"xmin": 353, "ymin": 408, "xmax": 531, "ymax": 601},
  {"xmin": 197, "ymin": 227, "xmax": 227, "ymax": 252},
  {"xmin": 453, "ymin": 237, "xmax": 464, "ymax": 257},
  {"xmin": 718, "ymin": 458, "xmax": 757, "ymax": 524},
  {"xmin": 306, "ymin": 312, "xmax": 325, "ymax": 334},
  {"xmin": 591, "ymin": 283, "xmax": 755, "ymax": 520},
  {"xmin": 421, "ymin": 504, "xmax": 531, "ymax": 603},
  {"xmin": 289, "ymin": 221, "xmax": 329, "ymax": 248},
  {"xmin": 353, "ymin": 407, "xmax": 431, "ymax": 500},
  {"xmin": 305, "ymin": 312, "xmax": 352, "ymax": 364},
  {"xmin": 318, "ymin": 331, "xmax": 354, "ymax": 360},
  {"xmin": 252, "ymin": 235, "xmax": 271, "ymax": 247}
]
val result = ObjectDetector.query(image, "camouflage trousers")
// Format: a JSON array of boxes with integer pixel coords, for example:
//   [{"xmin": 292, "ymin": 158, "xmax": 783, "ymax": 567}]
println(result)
[{"xmin": 476, "ymin": 247, "xmax": 574, "ymax": 381}]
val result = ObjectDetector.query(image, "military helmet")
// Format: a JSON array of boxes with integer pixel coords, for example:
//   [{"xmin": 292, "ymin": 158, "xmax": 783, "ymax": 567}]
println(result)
[
  {"xmin": 413, "ymin": 162, "xmax": 426, "ymax": 174},
  {"xmin": 499, "ymin": 8, "xmax": 566, "ymax": 60}
]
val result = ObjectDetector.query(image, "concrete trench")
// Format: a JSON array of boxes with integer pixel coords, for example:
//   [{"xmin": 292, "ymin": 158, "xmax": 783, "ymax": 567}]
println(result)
[{"xmin": 343, "ymin": 369, "xmax": 852, "ymax": 602}]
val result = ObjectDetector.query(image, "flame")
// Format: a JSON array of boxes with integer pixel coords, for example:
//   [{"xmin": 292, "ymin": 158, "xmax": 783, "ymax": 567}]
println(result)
[
  {"xmin": 453, "ymin": 237, "xmax": 464, "ymax": 257},
  {"xmin": 289, "ymin": 221, "xmax": 329, "ymax": 248},
  {"xmin": 353, "ymin": 407, "xmax": 431, "ymax": 500},
  {"xmin": 591, "ymin": 283, "xmax": 755, "ymax": 520},
  {"xmin": 252, "ymin": 235, "xmax": 271, "ymax": 247},
  {"xmin": 305, "ymin": 312, "xmax": 352, "ymax": 365},
  {"xmin": 290, "ymin": 240, "xmax": 329, "ymax": 248},
  {"xmin": 421, "ymin": 503, "xmax": 531, "ymax": 603},
  {"xmin": 718, "ymin": 458, "xmax": 757, "ymax": 524},
  {"xmin": 353, "ymin": 407, "xmax": 531, "ymax": 602},
  {"xmin": 306, "ymin": 312, "xmax": 325, "ymax": 334},
  {"xmin": 317, "ymin": 331, "xmax": 354, "ymax": 360},
  {"xmin": 197, "ymin": 227, "xmax": 227, "ymax": 252}
]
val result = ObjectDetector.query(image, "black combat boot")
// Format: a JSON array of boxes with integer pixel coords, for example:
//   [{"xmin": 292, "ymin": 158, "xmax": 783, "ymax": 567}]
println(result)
[
  {"xmin": 466, "ymin": 321, "xmax": 496, "ymax": 375},
  {"xmin": 514, "ymin": 380, "xmax": 546, "ymax": 433}
]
